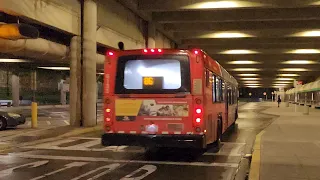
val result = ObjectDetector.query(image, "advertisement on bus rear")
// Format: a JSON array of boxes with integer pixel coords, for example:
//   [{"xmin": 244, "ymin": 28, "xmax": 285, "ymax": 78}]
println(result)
[{"xmin": 115, "ymin": 99, "xmax": 189, "ymax": 121}]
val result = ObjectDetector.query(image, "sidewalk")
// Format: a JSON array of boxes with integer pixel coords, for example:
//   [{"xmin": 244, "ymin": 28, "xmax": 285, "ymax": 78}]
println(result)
[{"xmin": 249, "ymin": 102, "xmax": 320, "ymax": 180}]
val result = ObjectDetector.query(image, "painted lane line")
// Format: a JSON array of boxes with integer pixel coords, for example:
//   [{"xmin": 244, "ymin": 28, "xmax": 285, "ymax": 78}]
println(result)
[
  {"xmin": 12, "ymin": 154, "xmax": 239, "ymax": 167},
  {"xmin": 64, "ymin": 120, "xmax": 70, "ymax": 125},
  {"xmin": 30, "ymin": 162, "xmax": 88, "ymax": 180},
  {"xmin": 46, "ymin": 121, "xmax": 51, "ymax": 125},
  {"xmin": 0, "ymin": 160, "xmax": 49, "ymax": 178},
  {"xmin": 71, "ymin": 163, "xmax": 120, "ymax": 180},
  {"xmin": 120, "ymin": 165, "xmax": 157, "ymax": 180}
]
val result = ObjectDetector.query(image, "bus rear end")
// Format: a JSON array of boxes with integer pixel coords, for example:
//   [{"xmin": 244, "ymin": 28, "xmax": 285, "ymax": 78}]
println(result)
[{"xmin": 102, "ymin": 49, "xmax": 206, "ymax": 149}]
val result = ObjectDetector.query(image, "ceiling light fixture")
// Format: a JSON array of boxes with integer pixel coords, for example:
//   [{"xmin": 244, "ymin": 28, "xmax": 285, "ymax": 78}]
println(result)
[
  {"xmin": 228, "ymin": 60, "xmax": 260, "ymax": 64},
  {"xmin": 241, "ymin": 77, "xmax": 261, "ymax": 80},
  {"xmin": 221, "ymin": 50, "xmax": 259, "ymax": 54},
  {"xmin": 292, "ymin": 30, "xmax": 320, "ymax": 37},
  {"xmin": 237, "ymin": 74, "xmax": 259, "ymax": 77},
  {"xmin": 38, "ymin": 67, "xmax": 70, "ymax": 71},
  {"xmin": 232, "ymin": 68, "xmax": 261, "ymax": 71},
  {"xmin": 276, "ymin": 78, "xmax": 295, "ymax": 81},
  {"xmin": 286, "ymin": 49, "xmax": 320, "ymax": 54},
  {"xmin": 282, "ymin": 60, "xmax": 317, "ymax": 64},
  {"xmin": 279, "ymin": 68, "xmax": 309, "ymax": 72},
  {"xmin": 203, "ymin": 32, "xmax": 253, "ymax": 38},
  {"xmin": 0, "ymin": 59, "xmax": 29, "ymax": 63},
  {"xmin": 277, "ymin": 74, "xmax": 300, "ymax": 77}
]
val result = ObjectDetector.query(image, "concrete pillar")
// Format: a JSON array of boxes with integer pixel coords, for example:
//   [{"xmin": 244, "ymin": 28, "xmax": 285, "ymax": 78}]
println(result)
[
  {"xmin": 147, "ymin": 22, "xmax": 156, "ymax": 48},
  {"xmin": 11, "ymin": 73, "xmax": 19, "ymax": 107},
  {"xmin": 82, "ymin": 0, "xmax": 97, "ymax": 127},
  {"xmin": 70, "ymin": 36, "xmax": 81, "ymax": 126}
]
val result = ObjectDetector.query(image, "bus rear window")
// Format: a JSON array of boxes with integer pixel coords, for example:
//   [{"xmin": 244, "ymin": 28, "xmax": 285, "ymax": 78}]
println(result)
[{"xmin": 115, "ymin": 55, "xmax": 190, "ymax": 94}]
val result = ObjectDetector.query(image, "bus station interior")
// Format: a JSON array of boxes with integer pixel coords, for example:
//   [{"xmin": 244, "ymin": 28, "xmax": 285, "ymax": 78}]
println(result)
[{"xmin": 0, "ymin": 1, "xmax": 320, "ymax": 180}]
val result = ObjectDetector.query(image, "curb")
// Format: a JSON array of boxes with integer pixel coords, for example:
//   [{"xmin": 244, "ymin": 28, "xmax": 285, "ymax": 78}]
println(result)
[
  {"xmin": 248, "ymin": 130, "xmax": 265, "ymax": 180},
  {"xmin": 58, "ymin": 125, "xmax": 103, "ymax": 138}
]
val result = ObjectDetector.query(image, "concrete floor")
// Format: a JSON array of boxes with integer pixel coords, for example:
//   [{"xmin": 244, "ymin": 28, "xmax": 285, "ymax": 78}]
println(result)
[{"xmin": 0, "ymin": 103, "xmax": 276, "ymax": 180}]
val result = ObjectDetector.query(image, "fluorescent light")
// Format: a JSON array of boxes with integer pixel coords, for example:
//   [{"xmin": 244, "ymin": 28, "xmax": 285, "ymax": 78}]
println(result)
[
  {"xmin": 274, "ymin": 81, "xmax": 292, "ymax": 84},
  {"xmin": 182, "ymin": 1, "xmax": 264, "ymax": 9},
  {"xmin": 221, "ymin": 50, "xmax": 259, "ymax": 54},
  {"xmin": 237, "ymin": 74, "xmax": 259, "ymax": 77},
  {"xmin": 244, "ymin": 84, "xmax": 261, "ymax": 86},
  {"xmin": 241, "ymin": 77, "xmax": 261, "ymax": 80},
  {"xmin": 202, "ymin": 32, "xmax": 253, "ymax": 38},
  {"xmin": 292, "ymin": 30, "xmax": 320, "ymax": 37},
  {"xmin": 228, "ymin": 60, "xmax": 260, "ymax": 64},
  {"xmin": 242, "ymin": 81, "xmax": 261, "ymax": 84},
  {"xmin": 279, "ymin": 68, "xmax": 309, "ymax": 72},
  {"xmin": 97, "ymin": 73, "xmax": 104, "ymax": 75},
  {"xmin": 286, "ymin": 49, "xmax": 320, "ymax": 54},
  {"xmin": 232, "ymin": 68, "xmax": 260, "ymax": 71},
  {"xmin": 38, "ymin": 67, "xmax": 70, "ymax": 71},
  {"xmin": 277, "ymin": 74, "xmax": 300, "ymax": 77},
  {"xmin": 282, "ymin": 60, "xmax": 317, "ymax": 64},
  {"xmin": 0, "ymin": 59, "xmax": 29, "ymax": 63},
  {"xmin": 276, "ymin": 78, "xmax": 295, "ymax": 81},
  {"xmin": 246, "ymin": 85, "xmax": 261, "ymax": 88}
]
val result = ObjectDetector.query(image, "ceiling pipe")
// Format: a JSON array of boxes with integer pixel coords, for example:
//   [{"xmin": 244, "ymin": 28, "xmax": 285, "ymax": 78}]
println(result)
[{"xmin": 0, "ymin": 38, "xmax": 105, "ymax": 65}]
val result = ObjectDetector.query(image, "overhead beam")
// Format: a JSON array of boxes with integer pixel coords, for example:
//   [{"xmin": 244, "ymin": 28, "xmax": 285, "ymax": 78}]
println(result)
[
  {"xmin": 188, "ymin": 43, "xmax": 320, "ymax": 50},
  {"xmin": 181, "ymin": 37, "xmax": 320, "ymax": 45},
  {"xmin": 208, "ymin": 54, "xmax": 320, "ymax": 61},
  {"xmin": 152, "ymin": 7, "xmax": 320, "ymax": 23},
  {"xmin": 164, "ymin": 20, "xmax": 320, "ymax": 32},
  {"xmin": 138, "ymin": 0, "xmax": 317, "ymax": 11}
]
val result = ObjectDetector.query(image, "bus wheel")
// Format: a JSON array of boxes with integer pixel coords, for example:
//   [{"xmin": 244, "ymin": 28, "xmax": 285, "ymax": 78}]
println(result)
[{"xmin": 214, "ymin": 119, "xmax": 223, "ymax": 149}]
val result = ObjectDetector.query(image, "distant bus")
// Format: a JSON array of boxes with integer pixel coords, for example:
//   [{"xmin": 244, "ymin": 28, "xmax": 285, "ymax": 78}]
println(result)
[{"xmin": 101, "ymin": 49, "xmax": 239, "ymax": 150}]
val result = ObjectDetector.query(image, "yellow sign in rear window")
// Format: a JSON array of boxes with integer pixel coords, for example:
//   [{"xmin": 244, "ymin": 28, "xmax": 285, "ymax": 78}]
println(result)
[
  {"xmin": 142, "ymin": 77, "xmax": 163, "ymax": 89},
  {"xmin": 143, "ymin": 77, "xmax": 154, "ymax": 86}
]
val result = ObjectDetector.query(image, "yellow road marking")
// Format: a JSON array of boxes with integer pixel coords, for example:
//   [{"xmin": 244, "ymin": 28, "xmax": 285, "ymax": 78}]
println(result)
[{"xmin": 248, "ymin": 130, "xmax": 265, "ymax": 180}]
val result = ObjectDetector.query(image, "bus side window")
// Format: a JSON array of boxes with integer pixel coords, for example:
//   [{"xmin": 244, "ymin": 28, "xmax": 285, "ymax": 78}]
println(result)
[
  {"xmin": 205, "ymin": 69, "xmax": 210, "ymax": 87},
  {"xmin": 227, "ymin": 84, "xmax": 232, "ymax": 105},
  {"xmin": 212, "ymin": 74, "xmax": 216, "ymax": 103},
  {"xmin": 222, "ymin": 80, "xmax": 225, "ymax": 102},
  {"xmin": 216, "ymin": 77, "xmax": 223, "ymax": 102}
]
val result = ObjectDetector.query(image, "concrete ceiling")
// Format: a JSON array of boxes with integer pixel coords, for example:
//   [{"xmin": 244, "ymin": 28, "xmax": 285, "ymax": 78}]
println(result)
[{"xmin": 137, "ymin": 0, "xmax": 320, "ymax": 88}]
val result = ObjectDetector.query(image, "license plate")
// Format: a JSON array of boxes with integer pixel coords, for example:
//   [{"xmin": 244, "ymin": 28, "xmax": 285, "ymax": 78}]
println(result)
[{"xmin": 145, "ymin": 124, "xmax": 158, "ymax": 134}]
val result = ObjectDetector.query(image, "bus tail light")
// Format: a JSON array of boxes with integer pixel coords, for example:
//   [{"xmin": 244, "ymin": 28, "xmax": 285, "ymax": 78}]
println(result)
[
  {"xmin": 195, "ymin": 118, "xmax": 201, "ymax": 123},
  {"xmin": 107, "ymin": 51, "xmax": 114, "ymax": 56},
  {"xmin": 196, "ymin": 108, "xmax": 202, "ymax": 114},
  {"xmin": 142, "ymin": 49, "xmax": 163, "ymax": 54}
]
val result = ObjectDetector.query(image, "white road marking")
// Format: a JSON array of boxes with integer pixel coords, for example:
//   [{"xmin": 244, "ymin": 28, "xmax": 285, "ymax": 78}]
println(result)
[
  {"xmin": 12, "ymin": 154, "xmax": 239, "ymax": 167},
  {"xmin": 64, "ymin": 120, "xmax": 70, "ymax": 125},
  {"xmin": 30, "ymin": 162, "xmax": 88, "ymax": 180},
  {"xmin": 71, "ymin": 163, "xmax": 120, "ymax": 180},
  {"xmin": 0, "ymin": 160, "xmax": 49, "ymax": 178},
  {"xmin": 46, "ymin": 121, "xmax": 51, "ymax": 125},
  {"xmin": 120, "ymin": 165, "xmax": 157, "ymax": 180},
  {"xmin": 23, "ymin": 138, "xmax": 131, "ymax": 152}
]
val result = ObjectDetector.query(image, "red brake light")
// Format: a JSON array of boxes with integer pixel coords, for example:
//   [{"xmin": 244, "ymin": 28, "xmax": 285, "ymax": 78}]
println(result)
[
  {"xmin": 106, "ymin": 108, "xmax": 111, "ymax": 113},
  {"xmin": 196, "ymin": 118, "xmax": 201, "ymax": 123},
  {"xmin": 143, "ymin": 49, "xmax": 148, "ymax": 53},
  {"xmin": 158, "ymin": 49, "xmax": 162, "ymax": 52},
  {"xmin": 151, "ymin": 49, "xmax": 155, "ymax": 52},
  {"xmin": 108, "ymin": 52, "xmax": 114, "ymax": 56},
  {"xmin": 194, "ymin": 50, "xmax": 199, "ymax": 55},
  {"xmin": 105, "ymin": 118, "xmax": 111, "ymax": 122},
  {"xmin": 196, "ymin": 108, "xmax": 202, "ymax": 114}
]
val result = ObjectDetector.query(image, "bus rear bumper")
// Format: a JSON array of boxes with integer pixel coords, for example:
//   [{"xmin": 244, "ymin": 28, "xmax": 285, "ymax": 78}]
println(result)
[{"xmin": 101, "ymin": 133, "xmax": 205, "ymax": 149}]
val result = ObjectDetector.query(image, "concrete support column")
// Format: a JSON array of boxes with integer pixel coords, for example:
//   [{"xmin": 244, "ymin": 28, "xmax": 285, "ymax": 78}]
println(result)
[
  {"xmin": 147, "ymin": 22, "xmax": 156, "ymax": 48},
  {"xmin": 70, "ymin": 36, "xmax": 81, "ymax": 126},
  {"xmin": 82, "ymin": 0, "xmax": 97, "ymax": 127},
  {"xmin": 11, "ymin": 73, "xmax": 19, "ymax": 107}
]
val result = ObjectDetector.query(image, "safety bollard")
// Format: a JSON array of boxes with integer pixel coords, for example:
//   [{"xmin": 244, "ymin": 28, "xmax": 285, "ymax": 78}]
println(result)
[
  {"xmin": 303, "ymin": 104, "xmax": 309, "ymax": 115},
  {"xmin": 31, "ymin": 102, "xmax": 38, "ymax": 128}
]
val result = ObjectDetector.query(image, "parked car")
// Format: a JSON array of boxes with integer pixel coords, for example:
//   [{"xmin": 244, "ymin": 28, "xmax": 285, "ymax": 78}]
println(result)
[{"xmin": 0, "ymin": 111, "xmax": 26, "ymax": 130}]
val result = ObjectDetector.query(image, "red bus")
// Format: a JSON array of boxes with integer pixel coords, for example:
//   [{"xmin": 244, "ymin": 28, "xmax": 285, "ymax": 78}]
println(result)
[{"xmin": 102, "ymin": 49, "xmax": 238, "ymax": 150}]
